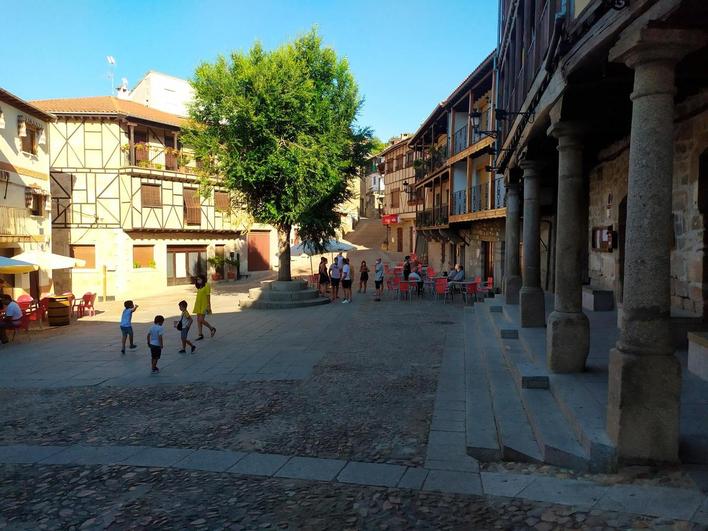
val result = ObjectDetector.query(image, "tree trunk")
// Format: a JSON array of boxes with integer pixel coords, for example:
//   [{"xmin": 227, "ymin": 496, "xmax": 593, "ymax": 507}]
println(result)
[{"xmin": 277, "ymin": 224, "xmax": 292, "ymax": 281}]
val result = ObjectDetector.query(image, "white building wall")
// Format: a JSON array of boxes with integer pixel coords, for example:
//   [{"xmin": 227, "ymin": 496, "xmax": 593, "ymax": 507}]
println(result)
[{"xmin": 128, "ymin": 71, "xmax": 194, "ymax": 117}]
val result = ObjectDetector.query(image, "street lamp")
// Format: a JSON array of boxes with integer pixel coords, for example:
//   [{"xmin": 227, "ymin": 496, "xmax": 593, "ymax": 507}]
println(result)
[{"xmin": 470, "ymin": 108, "xmax": 497, "ymax": 139}]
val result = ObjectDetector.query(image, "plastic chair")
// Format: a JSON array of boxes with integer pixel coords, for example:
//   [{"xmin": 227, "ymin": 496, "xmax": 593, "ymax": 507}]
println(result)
[
  {"xmin": 73, "ymin": 292, "xmax": 95, "ymax": 318},
  {"xmin": 434, "ymin": 278, "xmax": 451, "ymax": 303},
  {"xmin": 17, "ymin": 294, "xmax": 33, "ymax": 305},
  {"xmin": 427, "ymin": 267, "xmax": 436, "ymax": 279},
  {"xmin": 398, "ymin": 280, "xmax": 412, "ymax": 302},
  {"xmin": 463, "ymin": 282, "xmax": 478, "ymax": 304},
  {"xmin": 477, "ymin": 278, "xmax": 493, "ymax": 299}
]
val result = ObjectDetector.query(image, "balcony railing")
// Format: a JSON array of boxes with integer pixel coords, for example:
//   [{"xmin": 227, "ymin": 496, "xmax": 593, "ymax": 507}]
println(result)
[
  {"xmin": 414, "ymin": 144, "xmax": 449, "ymax": 182},
  {"xmin": 434, "ymin": 203, "xmax": 449, "ymax": 226},
  {"xmin": 493, "ymin": 176, "xmax": 507, "ymax": 209},
  {"xmin": 165, "ymin": 151, "xmax": 178, "ymax": 171},
  {"xmin": 453, "ymin": 125, "xmax": 468, "ymax": 155},
  {"xmin": 416, "ymin": 209, "xmax": 433, "ymax": 227},
  {"xmin": 451, "ymin": 190, "xmax": 467, "ymax": 215},
  {"xmin": 466, "ymin": 177, "xmax": 508, "ymax": 214}
]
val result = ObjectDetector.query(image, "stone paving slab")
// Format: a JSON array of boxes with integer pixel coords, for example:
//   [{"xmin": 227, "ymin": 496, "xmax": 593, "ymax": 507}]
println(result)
[
  {"xmin": 0, "ymin": 444, "xmax": 66, "ymax": 464},
  {"xmin": 274, "ymin": 456, "xmax": 347, "ymax": 482},
  {"xmin": 595, "ymin": 483, "xmax": 706, "ymax": 521},
  {"xmin": 424, "ymin": 458, "xmax": 480, "ymax": 473},
  {"xmin": 423, "ymin": 470, "xmax": 483, "ymax": 495},
  {"xmin": 228, "ymin": 453, "xmax": 290, "ymax": 477},
  {"xmin": 694, "ymin": 497, "xmax": 708, "ymax": 526},
  {"xmin": 174, "ymin": 449, "xmax": 247, "ymax": 472},
  {"xmin": 516, "ymin": 476, "xmax": 605, "ymax": 508},
  {"xmin": 480, "ymin": 471, "xmax": 536, "ymax": 498},
  {"xmin": 397, "ymin": 467, "xmax": 429, "ymax": 490},
  {"xmin": 38, "ymin": 445, "xmax": 142, "ymax": 465},
  {"xmin": 119, "ymin": 447, "xmax": 196, "ymax": 468},
  {"xmin": 337, "ymin": 461, "xmax": 406, "ymax": 487}
]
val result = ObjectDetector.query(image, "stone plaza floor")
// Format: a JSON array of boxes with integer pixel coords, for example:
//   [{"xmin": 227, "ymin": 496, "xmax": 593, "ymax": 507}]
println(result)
[{"xmin": 1, "ymin": 257, "xmax": 707, "ymax": 528}]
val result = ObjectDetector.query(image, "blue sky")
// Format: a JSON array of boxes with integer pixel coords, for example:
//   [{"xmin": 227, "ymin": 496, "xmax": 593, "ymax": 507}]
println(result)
[{"xmin": 1, "ymin": 0, "xmax": 498, "ymax": 141}]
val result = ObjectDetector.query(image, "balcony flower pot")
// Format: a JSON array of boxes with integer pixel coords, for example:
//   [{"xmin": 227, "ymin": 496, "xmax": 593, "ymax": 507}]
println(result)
[{"xmin": 211, "ymin": 273, "xmax": 222, "ymax": 281}]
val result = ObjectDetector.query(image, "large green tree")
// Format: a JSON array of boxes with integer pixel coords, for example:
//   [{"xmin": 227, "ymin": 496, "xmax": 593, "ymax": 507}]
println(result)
[{"xmin": 184, "ymin": 29, "xmax": 373, "ymax": 281}]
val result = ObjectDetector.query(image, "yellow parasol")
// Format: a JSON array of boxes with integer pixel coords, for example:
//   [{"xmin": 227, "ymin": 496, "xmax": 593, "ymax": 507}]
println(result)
[{"xmin": 0, "ymin": 256, "xmax": 39, "ymax": 274}]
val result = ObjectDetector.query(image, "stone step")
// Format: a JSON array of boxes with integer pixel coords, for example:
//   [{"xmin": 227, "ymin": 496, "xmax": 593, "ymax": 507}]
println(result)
[
  {"xmin": 485, "ymin": 301, "xmax": 595, "ymax": 471},
  {"xmin": 547, "ymin": 374, "xmax": 616, "ymax": 472},
  {"xmin": 520, "ymin": 388, "xmax": 591, "ymax": 471},
  {"xmin": 260, "ymin": 280, "xmax": 308, "ymax": 291},
  {"xmin": 239, "ymin": 297, "xmax": 330, "ymax": 310},
  {"xmin": 476, "ymin": 308, "xmax": 543, "ymax": 463},
  {"xmin": 248, "ymin": 287, "xmax": 321, "ymax": 301},
  {"xmin": 463, "ymin": 306, "xmax": 502, "ymax": 462}
]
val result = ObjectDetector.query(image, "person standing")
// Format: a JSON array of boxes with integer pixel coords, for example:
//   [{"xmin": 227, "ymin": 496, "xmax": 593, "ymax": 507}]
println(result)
[
  {"xmin": 358, "ymin": 260, "xmax": 369, "ymax": 293},
  {"xmin": 328, "ymin": 259, "xmax": 341, "ymax": 301},
  {"xmin": 403, "ymin": 256, "xmax": 411, "ymax": 280},
  {"xmin": 193, "ymin": 276, "xmax": 216, "ymax": 340},
  {"xmin": 318, "ymin": 257, "xmax": 330, "ymax": 297},
  {"xmin": 119, "ymin": 300, "xmax": 139, "ymax": 354},
  {"xmin": 147, "ymin": 315, "xmax": 165, "ymax": 373},
  {"xmin": 341, "ymin": 258, "xmax": 352, "ymax": 303},
  {"xmin": 374, "ymin": 258, "xmax": 384, "ymax": 302}
]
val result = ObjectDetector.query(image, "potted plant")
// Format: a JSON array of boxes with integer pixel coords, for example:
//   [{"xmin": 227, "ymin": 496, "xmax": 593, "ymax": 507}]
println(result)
[
  {"xmin": 207, "ymin": 255, "xmax": 226, "ymax": 281},
  {"xmin": 225, "ymin": 257, "xmax": 238, "ymax": 280}
]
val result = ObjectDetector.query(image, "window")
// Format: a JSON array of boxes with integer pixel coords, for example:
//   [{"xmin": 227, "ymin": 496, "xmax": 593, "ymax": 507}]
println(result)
[
  {"xmin": 21, "ymin": 127, "xmax": 38, "ymax": 155},
  {"xmin": 29, "ymin": 193, "xmax": 45, "ymax": 216},
  {"xmin": 391, "ymin": 188, "xmax": 400, "ymax": 209},
  {"xmin": 183, "ymin": 188, "xmax": 201, "ymax": 225},
  {"xmin": 141, "ymin": 184, "xmax": 162, "ymax": 208},
  {"xmin": 214, "ymin": 191, "xmax": 230, "ymax": 212},
  {"xmin": 133, "ymin": 245, "xmax": 155, "ymax": 268},
  {"xmin": 70, "ymin": 245, "xmax": 96, "ymax": 269}
]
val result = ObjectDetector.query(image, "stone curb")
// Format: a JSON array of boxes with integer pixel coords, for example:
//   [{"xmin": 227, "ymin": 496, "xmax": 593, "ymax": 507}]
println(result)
[{"xmin": 0, "ymin": 444, "xmax": 706, "ymax": 524}]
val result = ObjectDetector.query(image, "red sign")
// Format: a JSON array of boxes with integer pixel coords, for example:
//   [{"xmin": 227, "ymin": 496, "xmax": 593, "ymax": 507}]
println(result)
[{"xmin": 382, "ymin": 214, "xmax": 399, "ymax": 225}]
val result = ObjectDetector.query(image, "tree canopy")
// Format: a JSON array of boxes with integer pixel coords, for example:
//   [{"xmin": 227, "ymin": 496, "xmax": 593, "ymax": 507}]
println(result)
[{"xmin": 183, "ymin": 28, "xmax": 373, "ymax": 280}]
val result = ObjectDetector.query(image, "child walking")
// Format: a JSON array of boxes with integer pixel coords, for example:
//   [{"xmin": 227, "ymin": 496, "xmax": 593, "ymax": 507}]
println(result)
[
  {"xmin": 175, "ymin": 300, "xmax": 196, "ymax": 354},
  {"xmin": 120, "ymin": 300, "xmax": 139, "ymax": 354},
  {"xmin": 147, "ymin": 315, "xmax": 165, "ymax": 373}
]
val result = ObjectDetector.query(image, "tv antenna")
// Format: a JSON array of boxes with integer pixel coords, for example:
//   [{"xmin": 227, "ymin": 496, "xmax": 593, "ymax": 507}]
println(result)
[{"xmin": 106, "ymin": 55, "xmax": 116, "ymax": 94}]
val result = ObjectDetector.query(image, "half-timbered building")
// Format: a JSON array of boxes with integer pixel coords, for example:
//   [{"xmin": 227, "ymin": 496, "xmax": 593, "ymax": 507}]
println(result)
[
  {"xmin": 409, "ymin": 53, "xmax": 503, "ymax": 281},
  {"xmin": 33, "ymin": 96, "xmax": 276, "ymax": 298},
  {"xmin": 0, "ymin": 88, "xmax": 54, "ymax": 299}
]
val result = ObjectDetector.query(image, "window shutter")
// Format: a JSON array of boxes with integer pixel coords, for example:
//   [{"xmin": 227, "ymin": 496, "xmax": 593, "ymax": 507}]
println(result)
[
  {"xmin": 141, "ymin": 184, "xmax": 162, "ymax": 208},
  {"xmin": 70, "ymin": 245, "xmax": 96, "ymax": 269},
  {"xmin": 215, "ymin": 191, "xmax": 230, "ymax": 211},
  {"xmin": 183, "ymin": 188, "xmax": 201, "ymax": 225}
]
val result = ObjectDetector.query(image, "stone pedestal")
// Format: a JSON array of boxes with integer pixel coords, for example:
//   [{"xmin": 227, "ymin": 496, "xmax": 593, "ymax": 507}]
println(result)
[
  {"xmin": 546, "ymin": 120, "xmax": 589, "ymax": 373},
  {"xmin": 605, "ymin": 27, "xmax": 706, "ymax": 463},
  {"xmin": 504, "ymin": 182, "xmax": 522, "ymax": 304},
  {"xmin": 240, "ymin": 280, "xmax": 330, "ymax": 309},
  {"xmin": 519, "ymin": 161, "xmax": 545, "ymax": 327}
]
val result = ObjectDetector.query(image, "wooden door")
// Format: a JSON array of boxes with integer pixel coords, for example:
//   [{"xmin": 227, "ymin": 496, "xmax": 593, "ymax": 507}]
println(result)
[
  {"xmin": 482, "ymin": 241, "xmax": 494, "ymax": 280},
  {"xmin": 167, "ymin": 245, "xmax": 206, "ymax": 285},
  {"xmin": 397, "ymin": 227, "xmax": 403, "ymax": 252},
  {"xmin": 247, "ymin": 232, "xmax": 270, "ymax": 271},
  {"xmin": 409, "ymin": 227, "xmax": 413, "ymax": 254},
  {"xmin": 215, "ymin": 245, "xmax": 225, "ymax": 277}
]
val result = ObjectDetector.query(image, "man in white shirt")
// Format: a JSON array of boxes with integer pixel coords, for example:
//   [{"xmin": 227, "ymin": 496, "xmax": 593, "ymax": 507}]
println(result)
[{"xmin": 0, "ymin": 294, "xmax": 23, "ymax": 344}]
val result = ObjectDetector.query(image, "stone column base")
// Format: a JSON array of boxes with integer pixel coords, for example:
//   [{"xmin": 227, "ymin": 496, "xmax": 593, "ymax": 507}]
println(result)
[
  {"xmin": 504, "ymin": 275, "xmax": 522, "ymax": 305},
  {"xmin": 520, "ymin": 287, "xmax": 545, "ymax": 327},
  {"xmin": 607, "ymin": 348, "xmax": 681, "ymax": 463},
  {"xmin": 546, "ymin": 311, "xmax": 589, "ymax": 372}
]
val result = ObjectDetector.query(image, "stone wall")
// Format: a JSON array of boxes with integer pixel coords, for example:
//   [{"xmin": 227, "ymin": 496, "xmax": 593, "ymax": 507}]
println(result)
[
  {"xmin": 459, "ymin": 218, "xmax": 506, "ymax": 288},
  {"xmin": 587, "ymin": 91, "xmax": 707, "ymax": 316}
]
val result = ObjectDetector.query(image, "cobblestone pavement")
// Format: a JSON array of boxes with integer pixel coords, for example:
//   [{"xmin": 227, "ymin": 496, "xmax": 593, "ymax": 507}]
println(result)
[
  {"xmin": 1, "ymin": 226, "xmax": 707, "ymax": 528},
  {"xmin": 0, "ymin": 464, "xmax": 696, "ymax": 530}
]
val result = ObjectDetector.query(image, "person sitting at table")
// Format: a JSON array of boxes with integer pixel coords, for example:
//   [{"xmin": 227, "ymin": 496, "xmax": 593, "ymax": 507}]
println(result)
[
  {"xmin": 408, "ymin": 270, "xmax": 424, "ymax": 296},
  {"xmin": 446, "ymin": 263, "xmax": 456, "ymax": 278},
  {"xmin": 0, "ymin": 294, "xmax": 23, "ymax": 344},
  {"xmin": 452, "ymin": 264, "xmax": 465, "ymax": 281}
]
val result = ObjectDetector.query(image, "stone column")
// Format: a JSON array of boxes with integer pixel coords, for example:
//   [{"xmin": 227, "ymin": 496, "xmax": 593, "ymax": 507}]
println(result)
[
  {"xmin": 504, "ymin": 181, "xmax": 522, "ymax": 304},
  {"xmin": 606, "ymin": 28, "xmax": 706, "ymax": 463},
  {"xmin": 546, "ymin": 121, "xmax": 589, "ymax": 372},
  {"xmin": 519, "ymin": 160, "xmax": 545, "ymax": 327}
]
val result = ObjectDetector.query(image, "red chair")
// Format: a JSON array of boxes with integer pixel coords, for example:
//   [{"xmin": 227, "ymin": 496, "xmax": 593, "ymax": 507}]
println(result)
[
  {"xmin": 426, "ymin": 267, "xmax": 436, "ymax": 279},
  {"xmin": 74, "ymin": 292, "xmax": 97, "ymax": 318},
  {"xmin": 463, "ymin": 282, "xmax": 478, "ymax": 304},
  {"xmin": 398, "ymin": 280, "xmax": 412, "ymax": 302},
  {"xmin": 478, "ymin": 277, "xmax": 493, "ymax": 299},
  {"xmin": 17, "ymin": 294, "xmax": 33, "ymax": 305},
  {"xmin": 434, "ymin": 278, "xmax": 452, "ymax": 303}
]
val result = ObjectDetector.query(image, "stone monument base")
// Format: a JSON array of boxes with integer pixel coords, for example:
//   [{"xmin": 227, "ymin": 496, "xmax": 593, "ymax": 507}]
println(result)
[{"xmin": 239, "ymin": 280, "xmax": 330, "ymax": 310}]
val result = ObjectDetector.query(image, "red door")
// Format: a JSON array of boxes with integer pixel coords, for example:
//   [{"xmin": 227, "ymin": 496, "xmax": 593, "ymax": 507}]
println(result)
[{"xmin": 247, "ymin": 232, "xmax": 270, "ymax": 271}]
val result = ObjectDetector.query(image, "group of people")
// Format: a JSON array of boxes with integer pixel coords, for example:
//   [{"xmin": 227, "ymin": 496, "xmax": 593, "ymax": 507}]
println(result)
[
  {"xmin": 318, "ymin": 252, "xmax": 386, "ymax": 303},
  {"xmin": 118, "ymin": 276, "xmax": 217, "ymax": 373}
]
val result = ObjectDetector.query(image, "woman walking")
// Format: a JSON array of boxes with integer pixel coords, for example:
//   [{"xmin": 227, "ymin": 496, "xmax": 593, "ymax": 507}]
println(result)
[
  {"xmin": 318, "ymin": 257, "xmax": 330, "ymax": 297},
  {"xmin": 193, "ymin": 276, "xmax": 216, "ymax": 340},
  {"xmin": 358, "ymin": 260, "xmax": 369, "ymax": 293}
]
